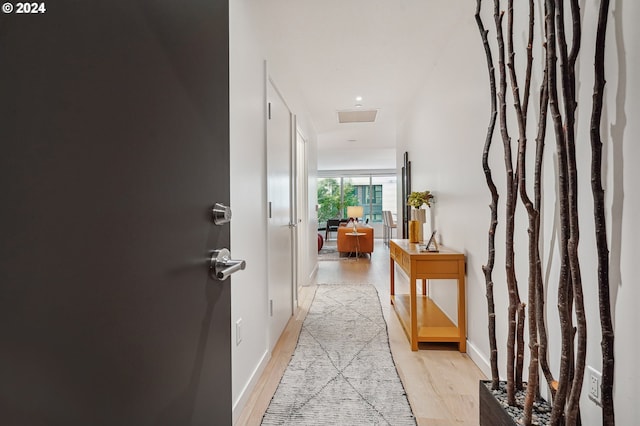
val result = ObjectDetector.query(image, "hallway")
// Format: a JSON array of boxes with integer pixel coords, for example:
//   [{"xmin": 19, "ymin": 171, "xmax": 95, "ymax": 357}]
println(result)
[{"xmin": 237, "ymin": 240, "xmax": 485, "ymax": 425}]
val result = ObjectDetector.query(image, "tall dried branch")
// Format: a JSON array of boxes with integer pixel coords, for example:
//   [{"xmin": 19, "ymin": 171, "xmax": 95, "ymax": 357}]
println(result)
[
  {"xmin": 493, "ymin": 0, "xmax": 519, "ymax": 406},
  {"xmin": 534, "ymin": 68, "xmax": 557, "ymax": 400},
  {"xmin": 555, "ymin": 5, "xmax": 577, "ymax": 415},
  {"xmin": 532, "ymin": 0, "xmax": 557, "ymax": 404},
  {"xmin": 590, "ymin": 0, "xmax": 615, "ymax": 423},
  {"xmin": 515, "ymin": 302, "xmax": 526, "ymax": 390},
  {"xmin": 544, "ymin": 0, "xmax": 572, "ymax": 423},
  {"xmin": 512, "ymin": 2, "xmax": 540, "ymax": 422},
  {"xmin": 522, "ymin": 0, "xmax": 535, "ymax": 123},
  {"xmin": 507, "ymin": 0, "xmax": 535, "ymax": 395},
  {"xmin": 556, "ymin": 0, "xmax": 587, "ymax": 422},
  {"xmin": 475, "ymin": 0, "xmax": 501, "ymax": 390}
]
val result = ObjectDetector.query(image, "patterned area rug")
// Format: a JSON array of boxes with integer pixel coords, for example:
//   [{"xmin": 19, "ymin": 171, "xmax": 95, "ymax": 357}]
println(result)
[
  {"xmin": 318, "ymin": 246, "xmax": 369, "ymax": 261},
  {"xmin": 317, "ymin": 246, "xmax": 341, "ymax": 261},
  {"xmin": 262, "ymin": 285, "xmax": 416, "ymax": 425}
]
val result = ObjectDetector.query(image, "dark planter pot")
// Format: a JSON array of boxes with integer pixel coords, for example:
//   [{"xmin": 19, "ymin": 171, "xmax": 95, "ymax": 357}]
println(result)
[
  {"xmin": 479, "ymin": 380, "xmax": 552, "ymax": 426},
  {"xmin": 479, "ymin": 380, "xmax": 516, "ymax": 425}
]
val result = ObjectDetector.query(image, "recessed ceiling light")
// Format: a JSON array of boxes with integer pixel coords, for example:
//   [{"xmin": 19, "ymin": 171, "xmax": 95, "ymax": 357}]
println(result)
[
  {"xmin": 355, "ymin": 96, "xmax": 363, "ymax": 102},
  {"xmin": 355, "ymin": 103, "xmax": 363, "ymax": 108}
]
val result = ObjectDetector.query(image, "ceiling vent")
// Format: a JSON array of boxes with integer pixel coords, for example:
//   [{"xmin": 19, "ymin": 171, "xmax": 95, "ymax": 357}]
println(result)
[{"xmin": 337, "ymin": 109, "xmax": 378, "ymax": 123}]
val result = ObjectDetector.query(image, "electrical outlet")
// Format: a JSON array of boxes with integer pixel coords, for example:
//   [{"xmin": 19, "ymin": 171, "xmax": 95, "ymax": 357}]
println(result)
[
  {"xmin": 235, "ymin": 318, "xmax": 243, "ymax": 346},
  {"xmin": 587, "ymin": 366, "xmax": 602, "ymax": 406}
]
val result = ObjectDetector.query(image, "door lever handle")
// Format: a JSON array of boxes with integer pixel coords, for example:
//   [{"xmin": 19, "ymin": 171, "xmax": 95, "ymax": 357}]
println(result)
[{"xmin": 210, "ymin": 248, "xmax": 246, "ymax": 281}]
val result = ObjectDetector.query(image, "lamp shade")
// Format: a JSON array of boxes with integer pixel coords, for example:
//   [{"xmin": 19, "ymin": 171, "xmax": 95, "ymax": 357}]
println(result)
[{"xmin": 347, "ymin": 205, "xmax": 364, "ymax": 219}]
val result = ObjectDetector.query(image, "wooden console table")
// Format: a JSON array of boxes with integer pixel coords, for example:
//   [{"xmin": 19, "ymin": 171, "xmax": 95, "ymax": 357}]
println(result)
[{"xmin": 389, "ymin": 239, "xmax": 466, "ymax": 352}]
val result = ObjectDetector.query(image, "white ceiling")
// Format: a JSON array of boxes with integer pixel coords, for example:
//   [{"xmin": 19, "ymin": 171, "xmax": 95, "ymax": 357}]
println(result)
[{"xmin": 250, "ymin": 0, "xmax": 464, "ymax": 170}]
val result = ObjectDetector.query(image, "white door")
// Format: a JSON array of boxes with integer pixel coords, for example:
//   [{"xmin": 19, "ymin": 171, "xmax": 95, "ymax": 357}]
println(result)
[{"xmin": 266, "ymin": 79, "xmax": 294, "ymax": 350}]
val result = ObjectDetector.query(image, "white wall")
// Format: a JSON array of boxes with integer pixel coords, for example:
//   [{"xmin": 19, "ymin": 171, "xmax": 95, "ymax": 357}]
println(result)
[
  {"xmin": 229, "ymin": 1, "xmax": 319, "ymax": 420},
  {"xmin": 229, "ymin": 0, "xmax": 269, "ymax": 420},
  {"xmin": 318, "ymin": 147, "xmax": 396, "ymax": 170},
  {"xmin": 397, "ymin": 1, "xmax": 639, "ymax": 424}
]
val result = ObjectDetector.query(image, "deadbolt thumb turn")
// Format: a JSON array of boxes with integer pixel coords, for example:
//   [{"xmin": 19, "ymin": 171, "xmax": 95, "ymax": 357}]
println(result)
[
  {"xmin": 212, "ymin": 203, "xmax": 232, "ymax": 225},
  {"xmin": 210, "ymin": 248, "xmax": 246, "ymax": 281}
]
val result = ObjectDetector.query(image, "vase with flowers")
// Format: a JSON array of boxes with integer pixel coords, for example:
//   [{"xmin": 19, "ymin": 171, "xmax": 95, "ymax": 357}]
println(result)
[{"xmin": 407, "ymin": 191, "xmax": 433, "ymax": 243}]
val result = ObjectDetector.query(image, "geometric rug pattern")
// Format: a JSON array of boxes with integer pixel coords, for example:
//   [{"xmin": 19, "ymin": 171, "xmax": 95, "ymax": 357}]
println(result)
[
  {"xmin": 317, "ymin": 246, "xmax": 369, "ymax": 261},
  {"xmin": 317, "ymin": 246, "xmax": 342, "ymax": 261},
  {"xmin": 262, "ymin": 284, "xmax": 416, "ymax": 425}
]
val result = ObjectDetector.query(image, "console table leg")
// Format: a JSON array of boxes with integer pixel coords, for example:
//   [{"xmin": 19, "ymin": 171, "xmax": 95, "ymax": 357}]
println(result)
[
  {"xmin": 410, "ymin": 273, "xmax": 418, "ymax": 351},
  {"xmin": 458, "ymin": 259, "xmax": 467, "ymax": 353},
  {"xmin": 390, "ymin": 257, "xmax": 395, "ymax": 296}
]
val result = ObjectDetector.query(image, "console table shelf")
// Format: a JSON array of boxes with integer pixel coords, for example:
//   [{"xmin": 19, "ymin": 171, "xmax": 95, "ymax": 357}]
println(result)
[
  {"xmin": 391, "ymin": 294, "xmax": 460, "ymax": 343},
  {"xmin": 389, "ymin": 239, "xmax": 466, "ymax": 352}
]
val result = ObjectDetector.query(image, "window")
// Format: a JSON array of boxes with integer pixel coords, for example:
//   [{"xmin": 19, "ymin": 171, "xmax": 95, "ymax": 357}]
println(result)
[
  {"xmin": 317, "ymin": 173, "xmax": 396, "ymax": 224},
  {"xmin": 352, "ymin": 184, "xmax": 382, "ymax": 222}
]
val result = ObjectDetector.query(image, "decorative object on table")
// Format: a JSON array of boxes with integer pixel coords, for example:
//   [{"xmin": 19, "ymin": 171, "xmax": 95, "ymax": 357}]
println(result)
[
  {"xmin": 410, "ymin": 207, "xmax": 427, "ymax": 222},
  {"xmin": 417, "ymin": 231, "xmax": 439, "ymax": 252},
  {"xmin": 407, "ymin": 191, "xmax": 433, "ymax": 242},
  {"xmin": 408, "ymin": 220, "xmax": 420, "ymax": 243},
  {"xmin": 406, "ymin": 190, "xmax": 434, "ymax": 209},
  {"xmin": 262, "ymin": 285, "xmax": 416, "ymax": 425},
  {"xmin": 346, "ymin": 205, "xmax": 364, "ymax": 233},
  {"xmin": 410, "ymin": 208, "xmax": 426, "ymax": 242},
  {"xmin": 425, "ymin": 230, "xmax": 439, "ymax": 252}
]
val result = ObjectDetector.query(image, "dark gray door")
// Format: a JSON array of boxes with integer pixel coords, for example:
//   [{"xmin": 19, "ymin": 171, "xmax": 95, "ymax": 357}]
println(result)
[{"xmin": 0, "ymin": 1, "xmax": 232, "ymax": 425}]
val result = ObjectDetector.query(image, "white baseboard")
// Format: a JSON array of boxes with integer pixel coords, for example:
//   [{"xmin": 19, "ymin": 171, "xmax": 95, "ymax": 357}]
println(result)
[
  {"xmin": 232, "ymin": 348, "xmax": 270, "ymax": 424},
  {"xmin": 309, "ymin": 262, "xmax": 318, "ymax": 283},
  {"xmin": 466, "ymin": 339, "xmax": 492, "ymax": 379}
]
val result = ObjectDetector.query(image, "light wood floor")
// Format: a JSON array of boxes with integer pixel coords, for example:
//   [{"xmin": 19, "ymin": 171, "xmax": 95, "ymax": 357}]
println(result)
[{"xmin": 236, "ymin": 239, "xmax": 486, "ymax": 425}]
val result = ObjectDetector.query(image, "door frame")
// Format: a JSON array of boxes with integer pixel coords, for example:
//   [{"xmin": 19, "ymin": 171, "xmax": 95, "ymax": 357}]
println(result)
[{"xmin": 294, "ymin": 124, "xmax": 309, "ymax": 295}]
